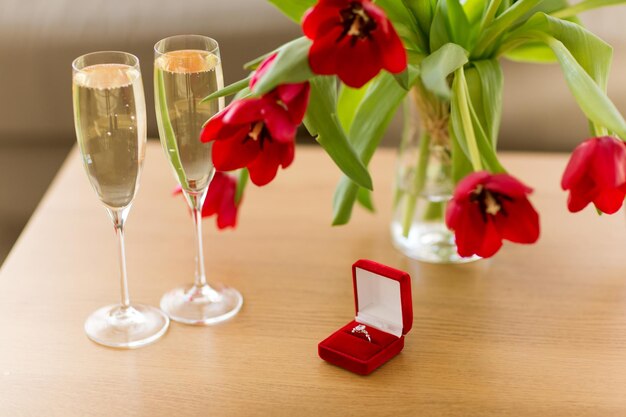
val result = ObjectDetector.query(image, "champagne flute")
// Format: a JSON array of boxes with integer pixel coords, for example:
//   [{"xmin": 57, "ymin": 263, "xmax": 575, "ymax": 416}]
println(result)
[
  {"xmin": 154, "ymin": 35, "xmax": 243, "ymax": 325},
  {"xmin": 72, "ymin": 51, "xmax": 169, "ymax": 347}
]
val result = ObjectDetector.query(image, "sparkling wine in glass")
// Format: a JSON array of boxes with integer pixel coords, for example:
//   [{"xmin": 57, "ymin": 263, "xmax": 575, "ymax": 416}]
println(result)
[
  {"xmin": 154, "ymin": 35, "xmax": 243, "ymax": 325},
  {"xmin": 72, "ymin": 51, "xmax": 169, "ymax": 348}
]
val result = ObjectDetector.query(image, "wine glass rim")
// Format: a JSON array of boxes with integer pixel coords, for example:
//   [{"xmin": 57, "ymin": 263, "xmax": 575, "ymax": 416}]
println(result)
[
  {"xmin": 154, "ymin": 35, "xmax": 219, "ymax": 55},
  {"xmin": 72, "ymin": 51, "xmax": 140, "ymax": 72}
]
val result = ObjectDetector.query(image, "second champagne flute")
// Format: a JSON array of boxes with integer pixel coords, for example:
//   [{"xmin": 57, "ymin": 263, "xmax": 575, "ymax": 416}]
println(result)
[{"xmin": 154, "ymin": 35, "xmax": 243, "ymax": 325}]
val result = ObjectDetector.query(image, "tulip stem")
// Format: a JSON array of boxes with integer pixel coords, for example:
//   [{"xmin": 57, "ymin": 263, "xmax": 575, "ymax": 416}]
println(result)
[
  {"xmin": 398, "ymin": 85, "xmax": 453, "ymax": 238},
  {"xmin": 590, "ymin": 120, "xmax": 609, "ymax": 137},
  {"xmin": 454, "ymin": 68, "xmax": 483, "ymax": 172},
  {"xmin": 401, "ymin": 130, "xmax": 431, "ymax": 237}
]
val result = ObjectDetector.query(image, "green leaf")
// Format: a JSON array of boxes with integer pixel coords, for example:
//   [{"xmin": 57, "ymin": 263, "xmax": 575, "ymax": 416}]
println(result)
[
  {"xmin": 407, "ymin": 0, "xmax": 435, "ymax": 44},
  {"xmin": 504, "ymin": 13, "xmax": 626, "ymax": 136},
  {"xmin": 267, "ymin": 0, "xmax": 315, "ymax": 23},
  {"xmin": 511, "ymin": 13, "xmax": 612, "ymax": 89},
  {"xmin": 202, "ymin": 76, "xmax": 250, "ymax": 102},
  {"xmin": 463, "ymin": 0, "xmax": 488, "ymax": 25},
  {"xmin": 429, "ymin": 0, "xmax": 451, "ymax": 52},
  {"xmin": 376, "ymin": 0, "xmax": 427, "ymax": 52},
  {"xmin": 407, "ymin": 49, "xmax": 427, "ymax": 66},
  {"xmin": 470, "ymin": 60, "xmax": 503, "ymax": 146},
  {"xmin": 155, "ymin": 68, "xmax": 187, "ymax": 185},
  {"xmin": 527, "ymin": 0, "xmax": 574, "ymax": 15},
  {"xmin": 450, "ymin": 127, "xmax": 474, "ymax": 183},
  {"xmin": 356, "ymin": 188, "xmax": 375, "ymax": 212},
  {"xmin": 420, "ymin": 43, "xmax": 469, "ymax": 100},
  {"xmin": 235, "ymin": 169, "xmax": 249, "ymax": 205},
  {"xmin": 393, "ymin": 69, "xmax": 411, "ymax": 90},
  {"xmin": 498, "ymin": 9, "xmax": 580, "ymax": 60},
  {"xmin": 400, "ymin": 0, "xmax": 430, "ymax": 52},
  {"xmin": 552, "ymin": 0, "xmax": 626, "ymax": 19},
  {"xmin": 251, "ymin": 37, "xmax": 314, "ymax": 95},
  {"xmin": 337, "ymin": 83, "xmax": 371, "ymax": 132},
  {"xmin": 233, "ymin": 86, "xmax": 252, "ymax": 101},
  {"xmin": 545, "ymin": 36, "xmax": 626, "ymax": 138},
  {"xmin": 473, "ymin": 0, "xmax": 543, "ymax": 58},
  {"xmin": 450, "ymin": 69, "xmax": 481, "ymax": 171},
  {"xmin": 430, "ymin": 0, "xmax": 471, "ymax": 51},
  {"xmin": 477, "ymin": 0, "xmax": 502, "ymax": 33},
  {"xmin": 445, "ymin": 0, "xmax": 472, "ymax": 48},
  {"xmin": 244, "ymin": 54, "xmax": 270, "ymax": 71},
  {"xmin": 304, "ymin": 76, "xmax": 373, "ymax": 190},
  {"xmin": 450, "ymin": 68, "xmax": 505, "ymax": 172},
  {"xmin": 332, "ymin": 69, "xmax": 418, "ymax": 225},
  {"xmin": 503, "ymin": 42, "xmax": 557, "ymax": 63}
]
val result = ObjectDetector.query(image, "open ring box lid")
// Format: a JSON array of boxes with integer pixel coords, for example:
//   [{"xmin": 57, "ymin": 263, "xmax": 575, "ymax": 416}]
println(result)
[{"xmin": 318, "ymin": 259, "xmax": 413, "ymax": 375}]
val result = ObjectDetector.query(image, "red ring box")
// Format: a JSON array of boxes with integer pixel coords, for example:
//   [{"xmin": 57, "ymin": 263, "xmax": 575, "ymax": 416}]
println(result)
[{"xmin": 318, "ymin": 259, "xmax": 413, "ymax": 375}]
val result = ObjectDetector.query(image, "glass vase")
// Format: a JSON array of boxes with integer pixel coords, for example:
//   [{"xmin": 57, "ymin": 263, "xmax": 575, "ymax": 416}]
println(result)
[{"xmin": 390, "ymin": 87, "xmax": 479, "ymax": 264}]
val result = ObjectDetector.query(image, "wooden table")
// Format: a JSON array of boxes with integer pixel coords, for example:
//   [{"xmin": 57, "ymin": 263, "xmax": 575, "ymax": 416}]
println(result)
[{"xmin": 2, "ymin": 143, "xmax": 626, "ymax": 417}]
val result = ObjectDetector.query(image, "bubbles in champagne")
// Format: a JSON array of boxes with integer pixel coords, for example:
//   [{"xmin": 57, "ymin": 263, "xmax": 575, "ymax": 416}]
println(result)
[
  {"xmin": 73, "ymin": 64, "xmax": 146, "ymax": 209},
  {"xmin": 155, "ymin": 50, "xmax": 223, "ymax": 192}
]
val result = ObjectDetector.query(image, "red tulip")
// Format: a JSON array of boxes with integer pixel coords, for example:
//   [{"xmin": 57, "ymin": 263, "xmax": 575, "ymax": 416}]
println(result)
[
  {"xmin": 250, "ymin": 53, "xmax": 311, "ymax": 124},
  {"xmin": 561, "ymin": 136, "xmax": 626, "ymax": 214},
  {"xmin": 302, "ymin": 0, "xmax": 407, "ymax": 88},
  {"xmin": 446, "ymin": 172, "xmax": 540, "ymax": 258},
  {"xmin": 173, "ymin": 172, "xmax": 240, "ymax": 229},
  {"xmin": 201, "ymin": 97, "xmax": 296, "ymax": 186}
]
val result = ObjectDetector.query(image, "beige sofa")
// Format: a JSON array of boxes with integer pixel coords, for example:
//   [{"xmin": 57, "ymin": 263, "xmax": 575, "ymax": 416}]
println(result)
[{"xmin": 0, "ymin": 1, "xmax": 624, "ymax": 261}]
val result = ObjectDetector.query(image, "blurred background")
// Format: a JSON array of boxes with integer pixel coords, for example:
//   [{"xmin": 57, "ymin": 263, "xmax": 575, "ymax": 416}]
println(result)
[{"xmin": 0, "ymin": 0, "xmax": 624, "ymax": 261}]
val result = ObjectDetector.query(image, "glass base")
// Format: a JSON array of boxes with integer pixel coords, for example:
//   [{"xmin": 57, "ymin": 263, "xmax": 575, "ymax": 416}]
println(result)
[
  {"xmin": 160, "ymin": 284, "xmax": 243, "ymax": 325},
  {"xmin": 85, "ymin": 304, "xmax": 170, "ymax": 349},
  {"xmin": 391, "ymin": 221, "xmax": 481, "ymax": 264}
]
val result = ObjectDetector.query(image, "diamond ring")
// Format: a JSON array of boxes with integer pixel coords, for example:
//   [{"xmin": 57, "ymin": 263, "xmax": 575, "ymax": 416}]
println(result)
[{"xmin": 351, "ymin": 324, "xmax": 371, "ymax": 342}]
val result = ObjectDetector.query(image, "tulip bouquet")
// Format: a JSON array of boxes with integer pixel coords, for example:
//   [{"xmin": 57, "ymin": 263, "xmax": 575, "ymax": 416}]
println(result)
[{"xmin": 194, "ymin": 0, "xmax": 626, "ymax": 261}]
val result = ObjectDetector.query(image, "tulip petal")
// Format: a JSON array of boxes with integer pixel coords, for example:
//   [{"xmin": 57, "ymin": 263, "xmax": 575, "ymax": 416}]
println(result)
[
  {"xmin": 212, "ymin": 134, "xmax": 260, "ymax": 171},
  {"xmin": 223, "ymin": 99, "xmax": 265, "ymax": 124},
  {"xmin": 336, "ymin": 37, "xmax": 382, "ymax": 88},
  {"xmin": 453, "ymin": 171, "xmax": 490, "ymax": 201},
  {"xmin": 591, "ymin": 136, "xmax": 626, "ymax": 188},
  {"xmin": 448, "ymin": 199, "xmax": 490, "ymax": 258},
  {"xmin": 279, "ymin": 140, "xmax": 296, "ymax": 169},
  {"xmin": 567, "ymin": 179, "xmax": 596, "ymax": 212},
  {"xmin": 496, "ymin": 197, "xmax": 540, "ymax": 244},
  {"xmin": 361, "ymin": 0, "xmax": 387, "ymax": 24},
  {"xmin": 477, "ymin": 220, "xmax": 503, "ymax": 258},
  {"xmin": 216, "ymin": 176, "xmax": 238, "ymax": 229},
  {"xmin": 380, "ymin": 29, "xmax": 408, "ymax": 74},
  {"xmin": 593, "ymin": 187, "xmax": 626, "ymax": 214},
  {"xmin": 486, "ymin": 174, "xmax": 533, "ymax": 198},
  {"xmin": 302, "ymin": 2, "xmax": 343, "ymax": 38},
  {"xmin": 250, "ymin": 54, "xmax": 277, "ymax": 89},
  {"xmin": 247, "ymin": 141, "xmax": 284, "ymax": 186},
  {"xmin": 363, "ymin": 2, "xmax": 407, "ymax": 75},
  {"xmin": 308, "ymin": 27, "xmax": 343, "ymax": 75},
  {"xmin": 561, "ymin": 138, "xmax": 597, "ymax": 190},
  {"xmin": 279, "ymin": 83, "xmax": 310, "ymax": 124},
  {"xmin": 200, "ymin": 111, "xmax": 227, "ymax": 143},
  {"xmin": 203, "ymin": 172, "xmax": 228, "ymax": 216},
  {"xmin": 277, "ymin": 83, "xmax": 304, "ymax": 104},
  {"xmin": 264, "ymin": 103, "xmax": 297, "ymax": 143},
  {"xmin": 201, "ymin": 117, "xmax": 249, "ymax": 144}
]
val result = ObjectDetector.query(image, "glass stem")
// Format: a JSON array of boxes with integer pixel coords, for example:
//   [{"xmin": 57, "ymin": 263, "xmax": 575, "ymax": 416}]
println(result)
[
  {"xmin": 186, "ymin": 189, "xmax": 209, "ymax": 288},
  {"xmin": 192, "ymin": 206, "xmax": 208, "ymax": 288},
  {"xmin": 109, "ymin": 208, "xmax": 131, "ymax": 309}
]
